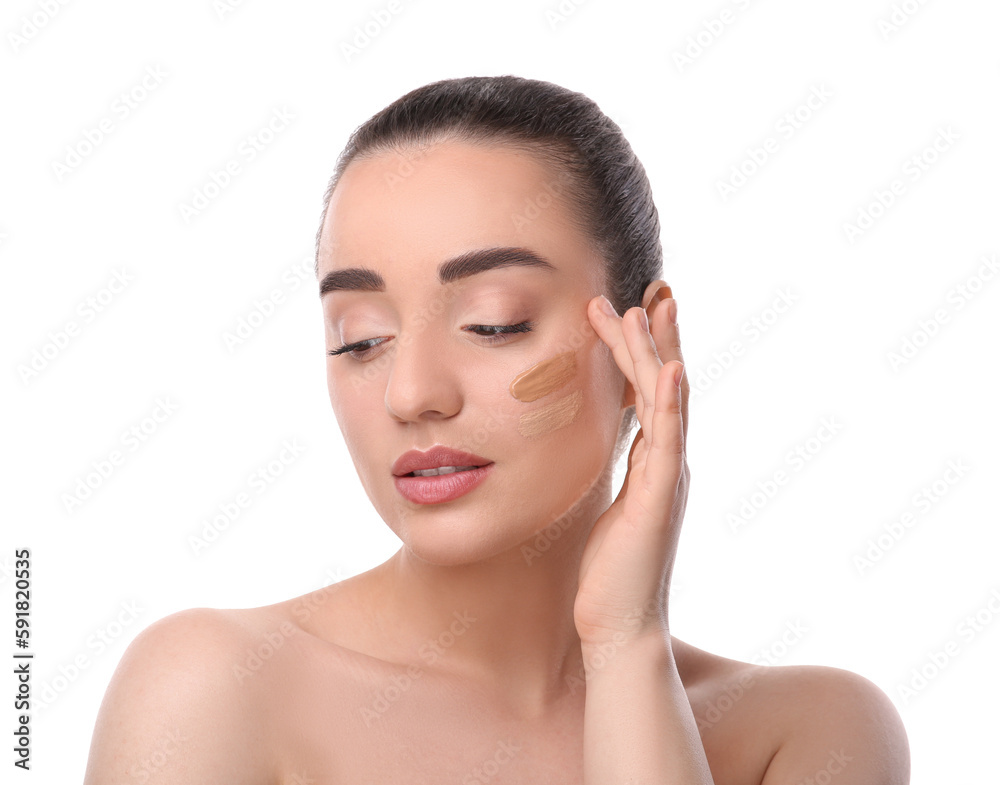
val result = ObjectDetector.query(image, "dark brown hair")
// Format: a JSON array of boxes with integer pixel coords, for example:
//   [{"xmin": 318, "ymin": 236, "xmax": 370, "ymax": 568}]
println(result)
[{"xmin": 315, "ymin": 75, "xmax": 664, "ymax": 455}]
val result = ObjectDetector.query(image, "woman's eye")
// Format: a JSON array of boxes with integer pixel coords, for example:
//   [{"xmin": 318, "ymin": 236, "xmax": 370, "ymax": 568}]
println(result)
[
  {"xmin": 328, "ymin": 321, "xmax": 534, "ymax": 360},
  {"xmin": 466, "ymin": 321, "xmax": 534, "ymax": 343},
  {"xmin": 328, "ymin": 337, "xmax": 389, "ymax": 360}
]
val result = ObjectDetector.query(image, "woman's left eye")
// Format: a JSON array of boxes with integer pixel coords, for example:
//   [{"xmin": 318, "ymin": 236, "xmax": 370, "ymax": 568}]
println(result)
[
  {"xmin": 329, "ymin": 322, "xmax": 535, "ymax": 360},
  {"xmin": 465, "ymin": 321, "xmax": 534, "ymax": 343}
]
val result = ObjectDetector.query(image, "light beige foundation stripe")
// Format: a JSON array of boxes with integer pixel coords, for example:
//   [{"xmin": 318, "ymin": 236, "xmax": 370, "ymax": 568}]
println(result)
[{"xmin": 518, "ymin": 390, "xmax": 584, "ymax": 438}]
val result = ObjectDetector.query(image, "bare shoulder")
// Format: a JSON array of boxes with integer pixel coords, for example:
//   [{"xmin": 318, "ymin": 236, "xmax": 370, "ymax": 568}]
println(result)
[
  {"xmin": 83, "ymin": 607, "xmax": 278, "ymax": 785},
  {"xmin": 753, "ymin": 663, "xmax": 911, "ymax": 784},
  {"xmin": 675, "ymin": 640, "xmax": 910, "ymax": 785}
]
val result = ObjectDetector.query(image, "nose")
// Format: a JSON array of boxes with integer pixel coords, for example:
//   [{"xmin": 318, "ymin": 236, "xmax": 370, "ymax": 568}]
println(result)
[{"xmin": 383, "ymin": 328, "xmax": 462, "ymax": 423}]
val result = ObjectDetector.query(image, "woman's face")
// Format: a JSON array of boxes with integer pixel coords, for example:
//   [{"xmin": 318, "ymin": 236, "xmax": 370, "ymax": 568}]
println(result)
[{"xmin": 317, "ymin": 139, "xmax": 627, "ymax": 565}]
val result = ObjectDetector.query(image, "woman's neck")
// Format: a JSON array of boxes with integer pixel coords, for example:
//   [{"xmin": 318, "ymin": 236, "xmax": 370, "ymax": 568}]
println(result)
[{"xmin": 364, "ymin": 484, "xmax": 612, "ymax": 719}]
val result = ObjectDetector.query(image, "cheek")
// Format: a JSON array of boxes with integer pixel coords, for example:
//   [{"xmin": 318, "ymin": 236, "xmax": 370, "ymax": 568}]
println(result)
[
  {"xmin": 510, "ymin": 350, "xmax": 582, "ymax": 438},
  {"xmin": 507, "ymin": 341, "xmax": 621, "ymax": 444},
  {"xmin": 326, "ymin": 362, "xmax": 386, "ymax": 466},
  {"xmin": 517, "ymin": 391, "xmax": 583, "ymax": 438}
]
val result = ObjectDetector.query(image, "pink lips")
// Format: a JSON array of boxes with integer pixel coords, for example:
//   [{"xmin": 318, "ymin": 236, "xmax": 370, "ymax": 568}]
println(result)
[{"xmin": 392, "ymin": 446, "xmax": 494, "ymax": 505}]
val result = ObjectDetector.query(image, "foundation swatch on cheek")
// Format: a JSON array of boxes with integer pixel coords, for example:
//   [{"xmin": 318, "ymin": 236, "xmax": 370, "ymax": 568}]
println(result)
[
  {"xmin": 518, "ymin": 390, "xmax": 584, "ymax": 438},
  {"xmin": 509, "ymin": 351, "xmax": 576, "ymax": 402}
]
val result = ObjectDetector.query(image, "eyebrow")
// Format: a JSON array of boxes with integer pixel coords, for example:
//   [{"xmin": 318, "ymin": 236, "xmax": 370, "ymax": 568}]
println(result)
[{"xmin": 318, "ymin": 246, "xmax": 556, "ymax": 297}]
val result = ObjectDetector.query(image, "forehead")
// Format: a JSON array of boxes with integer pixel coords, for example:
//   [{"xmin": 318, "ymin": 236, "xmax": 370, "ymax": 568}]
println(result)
[{"xmin": 317, "ymin": 139, "xmax": 600, "ymax": 286}]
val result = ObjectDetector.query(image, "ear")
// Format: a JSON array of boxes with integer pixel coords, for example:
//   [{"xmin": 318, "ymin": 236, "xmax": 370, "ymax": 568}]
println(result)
[{"xmin": 621, "ymin": 278, "xmax": 671, "ymax": 409}]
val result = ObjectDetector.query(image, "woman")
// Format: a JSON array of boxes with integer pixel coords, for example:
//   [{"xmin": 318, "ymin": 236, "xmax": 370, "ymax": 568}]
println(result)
[{"xmin": 84, "ymin": 75, "xmax": 910, "ymax": 783}]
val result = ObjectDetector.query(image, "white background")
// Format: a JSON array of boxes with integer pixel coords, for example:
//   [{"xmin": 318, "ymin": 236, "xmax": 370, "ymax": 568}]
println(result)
[{"xmin": 3, "ymin": 0, "xmax": 998, "ymax": 781}]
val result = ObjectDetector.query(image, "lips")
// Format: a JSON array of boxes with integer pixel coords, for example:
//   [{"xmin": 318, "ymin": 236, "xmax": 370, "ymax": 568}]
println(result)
[{"xmin": 392, "ymin": 446, "xmax": 493, "ymax": 477}]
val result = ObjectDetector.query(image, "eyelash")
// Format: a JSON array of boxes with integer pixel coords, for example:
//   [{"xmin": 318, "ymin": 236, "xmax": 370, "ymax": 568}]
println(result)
[{"xmin": 328, "ymin": 321, "xmax": 534, "ymax": 359}]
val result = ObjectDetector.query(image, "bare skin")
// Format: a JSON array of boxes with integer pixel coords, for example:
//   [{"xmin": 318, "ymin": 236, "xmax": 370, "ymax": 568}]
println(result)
[
  {"xmin": 82, "ymin": 580, "xmax": 906, "ymax": 784},
  {"xmin": 83, "ymin": 139, "xmax": 909, "ymax": 783},
  {"xmin": 260, "ymin": 572, "xmax": 790, "ymax": 783}
]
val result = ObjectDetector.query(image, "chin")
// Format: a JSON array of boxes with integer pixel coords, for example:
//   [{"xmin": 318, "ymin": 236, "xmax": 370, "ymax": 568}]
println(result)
[
  {"xmin": 374, "ymin": 482, "xmax": 545, "ymax": 567},
  {"xmin": 382, "ymin": 476, "xmax": 603, "ymax": 570},
  {"xmin": 391, "ymin": 517, "xmax": 536, "ymax": 568}
]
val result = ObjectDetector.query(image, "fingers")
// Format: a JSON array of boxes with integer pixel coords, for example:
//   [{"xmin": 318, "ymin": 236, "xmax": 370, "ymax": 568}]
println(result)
[
  {"xmin": 587, "ymin": 296, "xmax": 645, "ymax": 406},
  {"xmin": 634, "ymin": 359, "xmax": 685, "ymax": 524},
  {"xmin": 613, "ymin": 427, "xmax": 644, "ymax": 505},
  {"xmin": 621, "ymin": 307, "xmax": 663, "ymax": 432},
  {"xmin": 592, "ymin": 296, "xmax": 685, "ymax": 545},
  {"xmin": 589, "ymin": 290, "xmax": 688, "ymax": 456},
  {"xmin": 648, "ymin": 294, "xmax": 689, "ymax": 445},
  {"xmin": 589, "ymin": 295, "xmax": 665, "ymax": 435},
  {"xmin": 647, "ymin": 360, "xmax": 684, "ymax": 472}
]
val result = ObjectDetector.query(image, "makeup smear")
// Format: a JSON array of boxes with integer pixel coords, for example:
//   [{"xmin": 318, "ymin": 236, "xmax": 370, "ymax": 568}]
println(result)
[
  {"xmin": 518, "ymin": 390, "xmax": 583, "ymax": 438},
  {"xmin": 509, "ymin": 350, "xmax": 576, "ymax": 402}
]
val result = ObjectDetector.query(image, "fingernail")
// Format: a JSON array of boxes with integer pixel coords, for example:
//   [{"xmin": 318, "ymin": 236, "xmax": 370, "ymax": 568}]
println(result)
[
  {"xmin": 638, "ymin": 308, "xmax": 649, "ymax": 332},
  {"xmin": 597, "ymin": 295, "xmax": 617, "ymax": 318},
  {"xmin": 668, "ymin": 299, "xmax": 678, "ymax": 325}
]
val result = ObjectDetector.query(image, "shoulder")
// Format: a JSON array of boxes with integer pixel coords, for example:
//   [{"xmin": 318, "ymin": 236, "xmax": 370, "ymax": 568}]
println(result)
[
  {"xmin": 739, "ymin": 663, "xmax": 910, "ymax": 785},
  {"xmin": 674, "ymin": 640, "xmax": 909, "ymax": 784},
  {"xmin": 754, "ymin": 664, "xmax": 910, "ymax": 784},
  {"xmin": 83, "ymin": 607, "xmax": 278, "ymax": 785}
]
